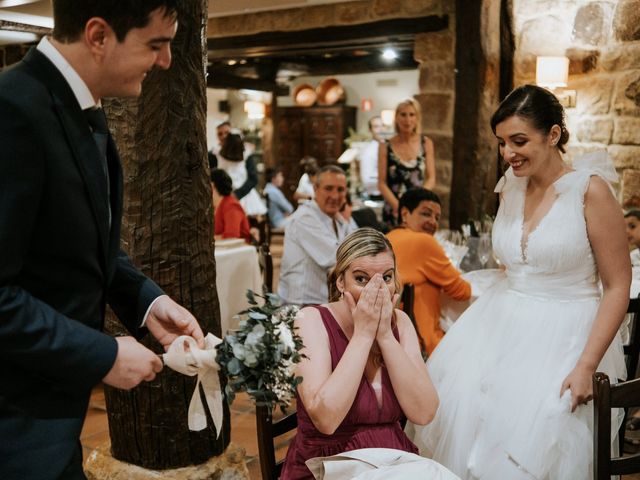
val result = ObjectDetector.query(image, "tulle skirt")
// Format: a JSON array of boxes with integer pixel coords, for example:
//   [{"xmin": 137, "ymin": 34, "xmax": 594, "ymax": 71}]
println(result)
[{"xmin": 409, "ymin": 278, "xmax": 626, "ymax": 480}]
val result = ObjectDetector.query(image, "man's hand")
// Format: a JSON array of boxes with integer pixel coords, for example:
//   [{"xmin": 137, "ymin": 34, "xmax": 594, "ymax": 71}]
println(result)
[
  {"xmin": 102, "ymin": 337, "xmax": 163, "ymax": 390},
  {"xmin": 146, "ymin": 295, "xmax": 205, "ymax": 350}
]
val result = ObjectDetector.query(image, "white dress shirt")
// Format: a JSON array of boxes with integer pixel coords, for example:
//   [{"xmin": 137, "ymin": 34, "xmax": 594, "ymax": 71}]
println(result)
[
  {"xmin": 37, "ymin": 37, "xmax": 97, "ymax": 109},
  {"xmin": 278, "ymin": 201, "xmax": 354, "ymax": 305}
]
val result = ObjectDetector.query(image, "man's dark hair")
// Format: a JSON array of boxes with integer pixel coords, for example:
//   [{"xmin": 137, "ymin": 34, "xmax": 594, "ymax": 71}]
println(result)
[
  {"xmin": 490, "ymin": 84, "xmax": 570, "ymax": 153},
  {"xmin": 626, "ymin": 210, "xmax": 640, "ymax": 222},
  {"xmin": 210, "ymin": 169, "xmax": 233, "ymax": 196},
  {"xmin": 399, "ymin": 188, "xmax": 441, "ymax": 213},
  {"xmin": 52, "ymin": 0, "xmax": 178, "ymax": 43},
  {"xmin": 266, "ymin": 166, "xmax": 282, "ymax": 183}
]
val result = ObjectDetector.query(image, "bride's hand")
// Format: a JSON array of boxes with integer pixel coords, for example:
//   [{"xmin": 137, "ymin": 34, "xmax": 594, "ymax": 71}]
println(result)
[{"xmin": 560, "ymin": 366, "xmax": 594, "ymax": 412}]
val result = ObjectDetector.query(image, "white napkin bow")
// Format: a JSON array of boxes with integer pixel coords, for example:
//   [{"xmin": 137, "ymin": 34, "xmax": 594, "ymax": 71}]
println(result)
[
  {"xmin": 162, "ymin": 333, "xmax": 223, "ymax": 436},
  {"xmin": 305, "ymin": 448, "xmax": 461, "ymax": 480}
]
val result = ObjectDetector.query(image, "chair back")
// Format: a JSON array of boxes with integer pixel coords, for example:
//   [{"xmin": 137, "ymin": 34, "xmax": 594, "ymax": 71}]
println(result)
[
  {"xmin": 400, "ymin": 283, "xmax": 415, "ymax": 323},
  {"xmin": 615, "ymin": 294, "xmax": 640, "ymax": 451},
  {"xmin": 401, "ymin": 283, "xmax": 427, "ymax": 355},
  {"xmin": 256, "ymin": 405, "xmax": 298, "ymax": 480},
  {"xmin": 624, "ymin": 295, "xmax": 640, "ymax": 379},
  {"xmin": 593, "ymin": 372, "xmax": 640, "ymax": 479},
  {"xmin": 249, "ymin": 215, "xmax": 270, "ymax": 246},
  {"xmin": 257, "ymin": 243, "xmax": 274, "ymax": 293}
]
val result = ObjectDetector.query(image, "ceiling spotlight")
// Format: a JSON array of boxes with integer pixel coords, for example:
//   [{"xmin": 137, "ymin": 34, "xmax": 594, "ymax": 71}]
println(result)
[
  {"xmin": 227, "ymin": 59, "xmax": 237, "ymax": 66},
  {"xmin": 382, "ymin": 48, "xmax": 397, "ymax": 60}
]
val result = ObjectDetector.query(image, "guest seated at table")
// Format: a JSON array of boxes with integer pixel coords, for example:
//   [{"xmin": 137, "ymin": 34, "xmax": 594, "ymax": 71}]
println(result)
[
  {"xmin": 293, "ymin": 156, "xmax": 319, "ymax": 203},
  {"xmin": 626, "ymin": 210, "xmax": 640, "ymax": 267},
  {"xmin": 340, "ymin": 192, "xmax": 388, "ymax": 233},
  {"xmin": 386, "ymin": 188, "xmax": 471, "ymax": 354},
  {"xmin": 264, "ymin": 166, "xmax": 294, "ymax": 228},
  {"xmin": 278, "ymin": 165, "xmax": 354, "ymax": 305},
  {"xmin": 211, "ymin": 168, "xmax": 251, "ymax": 243},
  {"xmin": 281, "ymin": 228, "xmax": 440, "ymax": 480}
]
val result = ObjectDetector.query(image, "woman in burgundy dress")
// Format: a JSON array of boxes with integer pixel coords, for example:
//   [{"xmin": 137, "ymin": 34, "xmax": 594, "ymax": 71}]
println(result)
[{"xmin": 281, "ymin": 228, "xmax": 439, "ymax": 479}]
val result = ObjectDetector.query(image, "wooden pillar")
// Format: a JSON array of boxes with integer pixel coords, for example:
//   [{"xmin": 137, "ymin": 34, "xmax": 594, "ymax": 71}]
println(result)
[
  {"xmin": 103, "ymin": 0, "xmax": 230, "ymax": 468},
  {"xmin": 450, "ymin": 0, "xmax": 510, "ymax": 228}
]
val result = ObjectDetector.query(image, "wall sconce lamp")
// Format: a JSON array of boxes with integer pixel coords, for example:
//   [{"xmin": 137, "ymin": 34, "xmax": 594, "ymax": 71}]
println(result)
[
  {"xmin": 535, "ymin": 56, "xmax": 576, "ymax": 108},
  {"xmin": 244, "ymin": 100, "xmax": 265, "ymax": 120},
  {"xmin": 380, "ymin": 109, "xmax": 395, "ymax": 127}
]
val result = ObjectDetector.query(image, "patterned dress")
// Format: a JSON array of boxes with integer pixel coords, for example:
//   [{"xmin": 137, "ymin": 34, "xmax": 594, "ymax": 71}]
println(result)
[{"xmin": 383, "ymin": 137, "xmax": 426, "ymax": 226}]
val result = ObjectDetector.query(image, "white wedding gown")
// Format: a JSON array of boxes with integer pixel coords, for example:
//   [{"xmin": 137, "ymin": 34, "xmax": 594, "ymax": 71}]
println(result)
[{"xmin": 410, "ymin": 155, "xmax": 626, "ymax": 480}]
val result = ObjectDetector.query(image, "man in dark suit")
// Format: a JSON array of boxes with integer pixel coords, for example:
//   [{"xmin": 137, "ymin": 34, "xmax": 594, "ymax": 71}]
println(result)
[{"xmin": 0, "ymin": 1, "xmax": 205, "ymax": 478}]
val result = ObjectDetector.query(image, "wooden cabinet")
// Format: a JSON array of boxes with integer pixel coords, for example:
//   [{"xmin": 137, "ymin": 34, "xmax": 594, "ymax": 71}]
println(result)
[{"xmin": 274, "ymin": 105, "xmax": 356, "ymax": 200}]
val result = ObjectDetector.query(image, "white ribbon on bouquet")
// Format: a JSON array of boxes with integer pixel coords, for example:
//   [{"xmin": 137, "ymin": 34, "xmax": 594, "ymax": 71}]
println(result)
[{"xmin": 162, "ymin": 333, "xmax": 223, "ymax": 436}]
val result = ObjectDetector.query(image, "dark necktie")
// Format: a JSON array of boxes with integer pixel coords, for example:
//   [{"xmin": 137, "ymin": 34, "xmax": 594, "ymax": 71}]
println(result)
[{"xmin": 84, "ymin": 107, "xmax": 111, "ymax": 228}]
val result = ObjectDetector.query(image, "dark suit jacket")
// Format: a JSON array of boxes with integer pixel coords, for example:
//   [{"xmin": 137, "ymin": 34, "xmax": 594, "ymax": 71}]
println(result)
[{"xmin": 0, "ymin": 48, "xmax": 163, "ymax": 479}]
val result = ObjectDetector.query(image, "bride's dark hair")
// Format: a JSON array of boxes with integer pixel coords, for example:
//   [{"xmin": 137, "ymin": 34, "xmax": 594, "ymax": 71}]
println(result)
[{"xmin": 490, "ymin": 84, "xmax": 570, "ymax": 153}]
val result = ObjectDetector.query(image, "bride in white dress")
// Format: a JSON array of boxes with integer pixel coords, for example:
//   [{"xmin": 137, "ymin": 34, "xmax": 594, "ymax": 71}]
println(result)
[{"xmin": 410, "ymin": 85, "xmax": 631, "ymax": 479}]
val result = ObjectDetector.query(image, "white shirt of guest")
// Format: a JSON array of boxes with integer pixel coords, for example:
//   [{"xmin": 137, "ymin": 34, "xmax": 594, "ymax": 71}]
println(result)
[
  {"xmin": 37, "ymin": 37, "xmax": 97, "ymax": 110},
  {"xmin": 358, "ymin": 139, "xmax": 381, "ymax": 195},
  {"xmin": 295, "ymin": 173, "xmax": 315, "ymax": 200},
  {"xmin": 278, "ymin": 200, "xmax": 354, "ymax": 305}
]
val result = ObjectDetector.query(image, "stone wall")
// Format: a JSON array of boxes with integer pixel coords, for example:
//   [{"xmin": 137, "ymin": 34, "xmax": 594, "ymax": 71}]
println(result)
[
  {"xmin": 209, "ymin": 0, "xmax": 458, "ymax": 214},
  {"xmin": 511, "ymin": 0, "xmax": 640, "ymax": 208}
]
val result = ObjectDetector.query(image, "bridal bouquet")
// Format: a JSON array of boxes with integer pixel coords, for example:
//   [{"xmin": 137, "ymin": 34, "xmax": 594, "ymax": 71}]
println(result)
[{"xmin": 216, "ymin": 291, "xmax": 305, "ymax": 411}]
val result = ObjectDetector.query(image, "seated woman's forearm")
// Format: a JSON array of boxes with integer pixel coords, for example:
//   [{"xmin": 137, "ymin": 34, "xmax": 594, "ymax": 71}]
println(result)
[
  {"xmin": 377, "ymin": 335, "xmax": 438, "ymax": 425},
  {"xmin": 305, "ymin": 335, "xmax": 372, "ymax": 434}
]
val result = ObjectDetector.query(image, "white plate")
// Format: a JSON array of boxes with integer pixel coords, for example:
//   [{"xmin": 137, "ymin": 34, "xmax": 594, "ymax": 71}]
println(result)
[{"xmin": 215, "ymin": 238, "xmax": 246, "ymax": 249}]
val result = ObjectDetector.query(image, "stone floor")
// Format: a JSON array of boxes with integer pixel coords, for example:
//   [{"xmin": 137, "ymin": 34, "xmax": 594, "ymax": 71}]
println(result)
[{"xmin": 81, "ymin": 386, "xmax": 294, "ymax": 479}]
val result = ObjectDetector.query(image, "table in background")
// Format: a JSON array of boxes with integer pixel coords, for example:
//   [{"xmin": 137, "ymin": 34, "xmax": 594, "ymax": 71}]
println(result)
[{"xmin": 215, "ymin": 244, "xmax": 262, "ymax": 334}]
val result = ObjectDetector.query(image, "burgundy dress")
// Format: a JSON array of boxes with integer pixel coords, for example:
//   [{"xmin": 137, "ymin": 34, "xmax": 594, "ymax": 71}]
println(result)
[{"xmin": 281, "ymin": 305, "xmax": 418, "ymax": 480}]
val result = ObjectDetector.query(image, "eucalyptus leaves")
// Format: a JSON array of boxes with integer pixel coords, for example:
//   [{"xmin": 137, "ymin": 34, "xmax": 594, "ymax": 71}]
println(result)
[{"xmin": 216, "ymin": 291, "xmax": 305, "ymax": 411}]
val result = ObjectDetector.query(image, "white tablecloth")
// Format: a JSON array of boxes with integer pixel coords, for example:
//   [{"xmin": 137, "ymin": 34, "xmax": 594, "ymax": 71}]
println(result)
[{"xmin": 215, "ymin": 244, "xmax": 263, "ymax": 334}]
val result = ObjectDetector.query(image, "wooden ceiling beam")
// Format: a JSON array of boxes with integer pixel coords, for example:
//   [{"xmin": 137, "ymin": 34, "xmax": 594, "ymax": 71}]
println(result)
[
  {"xmin": 207, "ymin": 69, "xmax": 289, "ymax": 94},
  {"xmin": 207, "ymin": 14, "xmax": 448, "ymax": 59}
]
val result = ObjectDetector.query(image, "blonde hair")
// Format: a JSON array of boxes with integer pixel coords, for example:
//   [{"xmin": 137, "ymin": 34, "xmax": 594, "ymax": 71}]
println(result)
[
  {"xmin": 394, "ymin": 97, "xmax": 422, "ymax": 134},
  {"xmin": 328, "ymin": 228, "xmax": 400, "ymax": 301},
  {"xmin": 328, "ymin": 228, "xmax": 401, "ymax": 366}
]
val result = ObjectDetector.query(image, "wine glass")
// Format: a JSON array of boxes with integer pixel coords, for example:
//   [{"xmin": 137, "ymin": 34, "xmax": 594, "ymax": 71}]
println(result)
[{"xmin": 477, "ymin": 233, "xmax": 492, "ymax": 269}]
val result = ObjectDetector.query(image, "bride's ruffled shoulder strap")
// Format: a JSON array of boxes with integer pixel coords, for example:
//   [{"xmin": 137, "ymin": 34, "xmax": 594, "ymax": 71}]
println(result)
[
  {"xmin": 555, "ymin": 150, "xmax": 619, "ymax": 195},
  {"xmin": 494, "ymin": 166, "xmax": 526, "ymax": 194}
]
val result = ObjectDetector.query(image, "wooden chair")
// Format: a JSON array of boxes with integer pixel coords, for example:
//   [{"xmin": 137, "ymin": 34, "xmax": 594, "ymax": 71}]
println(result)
[
  {"xmin": 617, "ymin": 294, "xmax": 640, "ymax": 451},
  {"xmin": 593, "ymin": 372, "xmax": 640, "ymax": 479},
  {"xmin": 624, "ymin": 295, "xmax": 640, "ymax": 381},
  {"xmin": 256, "ymin": 405, "xmax": 298, "ymax": 480},
  {"xmin": 401, "ymin": 283, "xmax": 427, "ymax": 356},
  {"xmin": 249, "ymin": 215, "xmax": 269, "ymax": 246},
  {"xmin": 257, "ymin": 242, "xmax": 273, "ymax": 293}
]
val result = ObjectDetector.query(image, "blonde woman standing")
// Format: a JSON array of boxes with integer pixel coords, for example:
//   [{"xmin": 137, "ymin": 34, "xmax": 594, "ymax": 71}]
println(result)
[{"xmin": 378, "ymin": 98, "xmax": 436, "ymax": 226}]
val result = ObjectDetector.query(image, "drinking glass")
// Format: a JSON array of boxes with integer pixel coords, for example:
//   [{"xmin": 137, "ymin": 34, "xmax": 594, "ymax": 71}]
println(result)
[{"xmin": 477, "ymin": 233, "xmax": 492, "ymax": 269}]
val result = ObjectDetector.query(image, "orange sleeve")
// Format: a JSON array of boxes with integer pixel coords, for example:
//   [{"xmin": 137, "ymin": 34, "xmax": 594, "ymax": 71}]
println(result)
[{"xmin": 416, "ymin": 235, "xmax": 472, "ymax": 301}]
